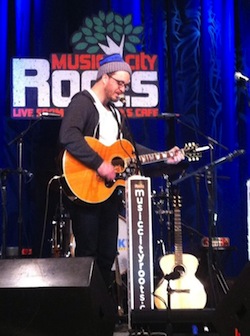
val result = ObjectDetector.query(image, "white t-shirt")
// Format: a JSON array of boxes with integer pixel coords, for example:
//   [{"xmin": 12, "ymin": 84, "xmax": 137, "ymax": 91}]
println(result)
[{"xmin": 88, "ymin": 89, "xmax": 121, "ymax": 146}]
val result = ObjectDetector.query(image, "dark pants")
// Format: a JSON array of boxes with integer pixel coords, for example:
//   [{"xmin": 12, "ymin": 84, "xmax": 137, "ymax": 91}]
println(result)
[{"xmin": 68, "ymin": 192, "xmax": 120, "ymax": 288}]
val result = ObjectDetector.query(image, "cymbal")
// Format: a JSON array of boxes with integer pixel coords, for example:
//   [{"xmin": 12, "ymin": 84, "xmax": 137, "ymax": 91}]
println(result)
[{"xmin": 142, "ymin": 160, "xmax": 189, "ymax": 178}]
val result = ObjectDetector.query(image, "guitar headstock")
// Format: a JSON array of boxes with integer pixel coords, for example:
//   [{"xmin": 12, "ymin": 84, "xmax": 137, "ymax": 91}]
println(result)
[
  {"xmin": 173, "ymin": 193, "xmax": 182, "ymax": 209},
  {"xmin": 183, "ymin": 142, "xmax": 202, "ymax": 162}
]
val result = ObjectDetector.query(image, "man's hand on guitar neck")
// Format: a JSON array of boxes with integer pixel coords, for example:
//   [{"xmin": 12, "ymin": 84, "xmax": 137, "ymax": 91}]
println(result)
[
  {"xmin": 97, "ymin": 145, "xmax": 185, "ymax": 181},
  {"xmin": 166, "ymin": 146, "xmax": 185, "ymax": 164},
  {"xmin": 97, "ymin": 161, "xmax": 116, "ymax": 181}
]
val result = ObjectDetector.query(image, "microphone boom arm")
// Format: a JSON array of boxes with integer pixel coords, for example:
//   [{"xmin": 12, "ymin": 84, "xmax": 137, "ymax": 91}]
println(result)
[{"xmin": 172, "ymin": 149, "xmax": 245, "ymax": 186}]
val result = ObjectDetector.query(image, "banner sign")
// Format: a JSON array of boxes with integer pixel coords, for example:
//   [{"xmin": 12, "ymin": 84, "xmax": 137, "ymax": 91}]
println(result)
[
  {"xmin": 11, "ymin": 11, "xmax": 159, "ymax": 119},
  {"xmin": 126, "ymin": 175, "xmax": 154, "ymax": 326},
  {"xmin": 247, "ymin": 180, "xmax": 250, "ymax": 260}
]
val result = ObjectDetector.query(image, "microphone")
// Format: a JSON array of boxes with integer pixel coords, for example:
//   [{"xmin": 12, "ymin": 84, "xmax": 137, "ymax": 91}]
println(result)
[
  {"xmin": 157, "ymin": 113, "xmax": 180, "ymax": 119},
  {"xmin": 164, "ymin": 270, "xmax": 181, "ymax": 281},
  {"xmin": 119, "ymin": 94, "xmax": 126, "ymax": 107},
  {"xmin": 235, "ymin": 71, "xmax": 250, "ymax": 82},
  {"xmin": 40, "ymin": 112, "xmax": 62, "ymax": 118},
  {"xmin": 228, "ymin": 149, "xmax": 245, "ymax": 160}
]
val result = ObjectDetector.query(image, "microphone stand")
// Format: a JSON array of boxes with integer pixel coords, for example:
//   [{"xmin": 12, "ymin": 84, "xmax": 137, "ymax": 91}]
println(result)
[
  {"xmin": 0, "ymin": 169, "xmax": 10, "ymax": 259},
  {"xmin": 176, "ymin": 117, "xmax": 228, "ymax": 152},
  {"xmin": 121, "ymin": 100, "xmax": 143, "ymax": 175},
  {"xmin": 172, "ymin": 149, "xmax": 245, "ymax": 305},
  {"xmin": 8, "ymin": 118, "xmax": 41, "ymax": 258},
  {"xmin": 176, "ymin": 117, "xmax": 228, "ymax": 236},
  {"xmin": 172, "ymin": 150, "xmax": 245, "ymax": 186},
  {"xmin": 176, "ymin": 118, "xmax": 230, "ymax": 305}
]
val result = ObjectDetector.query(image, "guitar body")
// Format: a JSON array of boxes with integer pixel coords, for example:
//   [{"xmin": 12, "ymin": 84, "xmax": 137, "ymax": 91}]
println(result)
[
  {"xmin": 154, "ymin": 253, "xmax": 207, "ymax": 309},
  {"xmin": 62, "ymin": 136, "xmax": 135, "ymax": 204}
]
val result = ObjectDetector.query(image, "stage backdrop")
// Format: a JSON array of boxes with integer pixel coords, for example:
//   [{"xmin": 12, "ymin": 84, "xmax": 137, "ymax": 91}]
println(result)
[{"xmin": 0, "ymin": 0, "xmax": 249, "ymax": 286}]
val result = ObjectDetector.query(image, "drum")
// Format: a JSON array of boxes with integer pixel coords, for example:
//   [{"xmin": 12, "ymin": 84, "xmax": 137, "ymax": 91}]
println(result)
[
  {"xmin": 69, "ymin": 216, "xmax": 128, "ymax": 274},
  {"xmin": 112, "ymin": 215, "xmax": 128, "ymax": 274}
]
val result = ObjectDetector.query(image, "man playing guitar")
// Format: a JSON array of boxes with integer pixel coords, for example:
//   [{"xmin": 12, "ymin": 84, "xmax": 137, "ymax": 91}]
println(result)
[{"xmin": 59, "ymin": 53, "xmax": 184, "ymax": 292}]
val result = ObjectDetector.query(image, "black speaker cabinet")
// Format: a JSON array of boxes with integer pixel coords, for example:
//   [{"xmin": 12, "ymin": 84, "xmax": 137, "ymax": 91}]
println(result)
[
  {"xmin": 0, "ymin": 257, "xmax": 115, "ymax": 336},
  {"xmin": 214, "ymin": 261, "xmax": 250, "ymax": 336}
]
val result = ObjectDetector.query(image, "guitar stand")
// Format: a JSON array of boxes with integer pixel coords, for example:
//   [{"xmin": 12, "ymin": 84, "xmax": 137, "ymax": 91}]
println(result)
[
  {"xmin": 166, "ymin": 279, "xmax": 174, "ymax": 311},
  {"xmin": 164, "ymin": 277, "xmax": 188, "ymax": 336}
]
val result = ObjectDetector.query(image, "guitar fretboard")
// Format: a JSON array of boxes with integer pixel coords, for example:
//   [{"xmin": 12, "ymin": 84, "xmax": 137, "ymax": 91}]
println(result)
[
  {"xmin": 139, "ymin": 152, "xmax": 170, "ymax": 165},
  {"xmin": 174, "ymin": 198, "xmax": 183, "ymax": 265}
]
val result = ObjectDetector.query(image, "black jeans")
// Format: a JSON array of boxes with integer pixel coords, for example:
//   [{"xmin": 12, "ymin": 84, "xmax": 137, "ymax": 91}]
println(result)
[{"xmin": 68, "ymin": 192, "xmax": 120, "ymax": 288}]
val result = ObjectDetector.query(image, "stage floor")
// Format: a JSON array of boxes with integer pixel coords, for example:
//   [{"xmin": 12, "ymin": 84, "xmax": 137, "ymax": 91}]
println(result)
[{"xmin": 113, "ymin": 309, "xmax": 219, "ymax": 336}]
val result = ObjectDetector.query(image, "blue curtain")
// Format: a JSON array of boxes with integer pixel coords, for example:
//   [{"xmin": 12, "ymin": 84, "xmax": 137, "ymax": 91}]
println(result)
[{"xmin": 0, "ymin": 0, "xmax": 249, "ymax": 282}]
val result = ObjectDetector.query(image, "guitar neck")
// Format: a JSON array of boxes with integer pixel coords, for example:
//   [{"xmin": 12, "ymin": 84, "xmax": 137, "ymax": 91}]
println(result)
[
  {"xmin": 138, "ymin": 151, "xmax": 171, "ymax": 165},
  {"xmin": 138, "ymin": 141, "xmax": 201, "ymax": 165},
  {"xmin": 173, "ymin": 197, "xmax": 183, "ymax": 265}
]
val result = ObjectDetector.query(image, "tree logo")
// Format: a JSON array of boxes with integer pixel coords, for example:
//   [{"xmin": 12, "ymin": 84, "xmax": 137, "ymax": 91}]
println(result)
[{"xmin": 70, "ymin": 11, "xmax": 144, "ymax": 55}]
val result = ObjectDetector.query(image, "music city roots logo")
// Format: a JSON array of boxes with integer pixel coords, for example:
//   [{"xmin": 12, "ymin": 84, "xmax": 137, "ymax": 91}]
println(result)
[
  {"xmin": 11, "ymin": 11, "xmax": 159, "ymax": 119},
  {"xmin": 134, "ymin": 187, "xmax": 147, "ymax": 309}
]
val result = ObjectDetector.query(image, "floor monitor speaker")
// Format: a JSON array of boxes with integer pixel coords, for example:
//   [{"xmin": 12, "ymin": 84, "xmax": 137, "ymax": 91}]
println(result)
[
  {"xmin": 0, "ymin": 257, "xmax": 115, "ymax": 336},
  {"xmin": 214, "ymin": 261, "xmax": 250, "ymax": 336}
]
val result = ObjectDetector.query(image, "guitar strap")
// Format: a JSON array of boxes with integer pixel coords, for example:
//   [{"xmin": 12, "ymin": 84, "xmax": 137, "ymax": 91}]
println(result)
[{"xmin": 109, "ymin": 103, "xmax": 123, "ymax": 140}]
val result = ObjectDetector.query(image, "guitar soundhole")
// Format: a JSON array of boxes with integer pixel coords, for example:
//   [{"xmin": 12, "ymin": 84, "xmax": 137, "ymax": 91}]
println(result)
[
  {"xmin": 174, "ymin": 265, "xmax": 185, "ymax": 276},
  {"xmin": 105, "ymin": 180, "xmax": 114, "ymax": 188},
  {"xmin": 112, "ymin": 157, "xmax": 125, "ymax": 173}
]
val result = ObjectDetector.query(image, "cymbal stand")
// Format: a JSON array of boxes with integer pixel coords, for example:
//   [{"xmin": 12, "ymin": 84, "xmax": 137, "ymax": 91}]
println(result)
[
  {"xmin": 152, "ymin": 189, "xmax": 166, "ymax": 256},
  {"xmin": 163, "ymin": 174, "xmax": 173, "ymax": 254},
  {"xmin": 153, "ymin": 175, "xmax": 172, "ymax": 256}
]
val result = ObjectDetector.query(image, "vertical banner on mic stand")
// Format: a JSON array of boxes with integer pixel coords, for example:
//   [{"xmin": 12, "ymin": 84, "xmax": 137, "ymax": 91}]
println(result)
[
  {"xmin": 126, "ymin": 175, "xmax": 154, "ymax": 329},
  {"xmin": 247, "ymin": 180, "xmax": 250, "ymax": 260}
]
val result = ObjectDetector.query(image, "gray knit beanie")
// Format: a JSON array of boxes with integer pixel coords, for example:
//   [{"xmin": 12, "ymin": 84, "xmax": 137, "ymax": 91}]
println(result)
[{"xmin": 97, "ymin": 53, "xmax": 132, "ymax": 80}]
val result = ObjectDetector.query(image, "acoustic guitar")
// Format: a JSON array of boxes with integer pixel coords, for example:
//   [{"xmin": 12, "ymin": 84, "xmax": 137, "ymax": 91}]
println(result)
[
  {"xmin": 154, "ymin": 193, "xmax": 207, "ymax": 309},
  {"xmin": 61, "ymin": 136, "xmax": 201, "ymax": 204}
]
